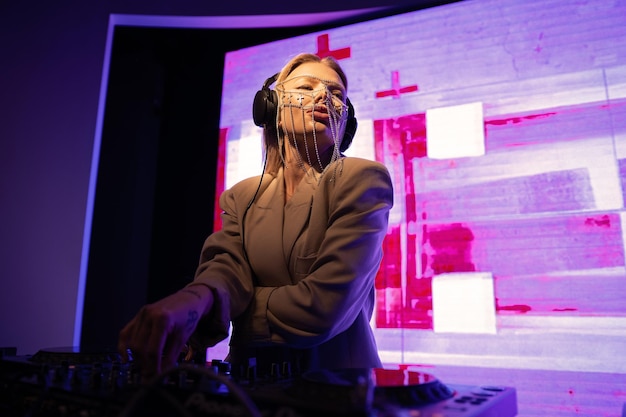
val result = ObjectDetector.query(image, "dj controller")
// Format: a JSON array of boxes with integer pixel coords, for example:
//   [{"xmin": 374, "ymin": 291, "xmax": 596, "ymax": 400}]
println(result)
[{"xmin": 0, "ymin": 346, "xmax": 517, "ymax": 417}]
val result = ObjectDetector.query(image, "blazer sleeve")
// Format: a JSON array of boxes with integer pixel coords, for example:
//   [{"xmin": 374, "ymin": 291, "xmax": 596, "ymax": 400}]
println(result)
[
  {"xmin": 187, "ymin": 177, "xmax": 260, "ymax": 348},
  {"xmin": 248, "ymin": 158, "xmax": 393, "ymax": 347}
]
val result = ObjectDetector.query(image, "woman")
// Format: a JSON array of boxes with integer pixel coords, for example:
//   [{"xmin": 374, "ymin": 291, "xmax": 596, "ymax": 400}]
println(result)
[{"xmin": 118, "ymin": 53, "xmax": 394, "ymax": 379}]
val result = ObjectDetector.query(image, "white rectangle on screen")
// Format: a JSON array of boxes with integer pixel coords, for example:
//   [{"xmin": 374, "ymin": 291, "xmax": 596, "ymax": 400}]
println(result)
[{"xmin": 426, "ymin": 102, "xmax": 485, "ymax": 159}]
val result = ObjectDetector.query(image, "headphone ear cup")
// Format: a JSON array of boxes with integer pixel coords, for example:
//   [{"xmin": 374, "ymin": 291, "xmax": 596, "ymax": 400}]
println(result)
[
  {"xmin": 253, "ymin": 88, "xmax": 278, "ymax": 127},
  {"xmin": 340, "ymin": 98, "xmax": 357, "ymax": 152}
]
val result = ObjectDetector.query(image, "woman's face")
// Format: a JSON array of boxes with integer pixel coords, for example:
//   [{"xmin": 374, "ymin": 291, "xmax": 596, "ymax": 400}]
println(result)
[{"xmin": 277, "ymin": 62, "xmax": 348, "ymax": 155}]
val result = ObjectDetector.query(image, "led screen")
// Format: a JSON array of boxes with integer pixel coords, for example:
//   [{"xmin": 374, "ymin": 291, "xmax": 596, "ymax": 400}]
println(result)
[{"xmin": 215, "ymin": 0, "xmax": 626, "ymax": 374}]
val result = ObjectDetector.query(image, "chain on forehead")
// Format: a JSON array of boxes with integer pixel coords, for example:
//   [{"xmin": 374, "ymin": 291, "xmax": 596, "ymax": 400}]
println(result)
[{"xmin": 277, "ymin": 79, "xmax": 347, "ymax": 114}]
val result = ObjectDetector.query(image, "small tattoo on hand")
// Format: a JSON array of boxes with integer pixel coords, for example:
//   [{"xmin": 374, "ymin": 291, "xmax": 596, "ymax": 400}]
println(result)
[{"xmin": 186, "ymin": 310, "xmax": 198, "ymax": 331}]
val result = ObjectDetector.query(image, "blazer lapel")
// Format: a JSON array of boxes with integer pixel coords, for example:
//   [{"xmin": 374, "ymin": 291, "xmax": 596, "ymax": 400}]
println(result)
[
  {"xmin": 245, "ymin": 172, "xmax": 290, "ymax": 283},
  {"xmin": 282, "ymin": 172, "xmax": 316, "ymax": 262}
]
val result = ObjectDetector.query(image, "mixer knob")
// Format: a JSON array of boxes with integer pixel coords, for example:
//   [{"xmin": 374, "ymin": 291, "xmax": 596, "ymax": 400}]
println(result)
[
  {"xmin": 210, "ymin": 359, "xmax": 231, "ymax": 375},
  {"xmin": 178, "ymin": 369, "xmax": 189, "ymax": 389},
  {"xmin": 90, "ymin": 362, "xmax": 104, "ymax": 390},
  {"xmin": 70, "ymin": 365, "xmax": 82, "ymax": 388},
  {"xmin": 108, "ymin": 362, "xmax": 123, "ymax": 392},
  {"xmin": 270, "ymin": 363, "xmax": 280, "ymax": 378},
  {"xmin": 282, "ymin": 362, "xmax": 292, "ymax": 378},
  {"xmin": 54, "ymin": 360, "xmax": 69, "ymax": 386},
  {"xmin": 246, "ymin": 357, "xmax": 257, "ymax": 381}
]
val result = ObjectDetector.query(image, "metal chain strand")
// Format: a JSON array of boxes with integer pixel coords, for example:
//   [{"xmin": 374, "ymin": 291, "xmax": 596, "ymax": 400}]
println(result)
[{"xmin": 275, "ymin": 77, "xmax": 348, "ymax": 182}]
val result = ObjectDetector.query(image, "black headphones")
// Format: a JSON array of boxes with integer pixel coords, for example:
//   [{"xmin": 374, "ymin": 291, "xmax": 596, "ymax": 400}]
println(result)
[{"xmin": 252, "ymin": 73, "xmax": 358, "ymax": 152}]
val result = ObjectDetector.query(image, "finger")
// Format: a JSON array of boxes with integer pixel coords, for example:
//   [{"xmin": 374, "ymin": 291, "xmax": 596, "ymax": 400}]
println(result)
[
  {"xmin": 118, "ymin": 322, "xmax": 132, "ymax": 362},
  {"xmin": 122, "ymin": 307, "xmax": 156, "ymax": 374},
  {"xmin": 142, "ymin": 311, "xmax": 171, "ymax": 378},
  {"xmin": 162, "ymin": 332, "xmax": 185, "ymax": 373},
  {"xmin": 118, "ymin": 317, "xmax": 142, "ymax": 363}
]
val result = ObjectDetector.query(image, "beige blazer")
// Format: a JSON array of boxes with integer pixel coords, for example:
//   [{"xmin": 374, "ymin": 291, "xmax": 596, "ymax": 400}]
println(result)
[{"xmin": 190, "ymin": 157, "xmax": 393, "ymax": 371}]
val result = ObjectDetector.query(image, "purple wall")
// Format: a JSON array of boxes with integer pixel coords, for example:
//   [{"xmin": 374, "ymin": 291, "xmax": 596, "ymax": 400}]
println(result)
[{"xmin": 0, "ymin": 0, "xmax": 433, "ymax": 355}]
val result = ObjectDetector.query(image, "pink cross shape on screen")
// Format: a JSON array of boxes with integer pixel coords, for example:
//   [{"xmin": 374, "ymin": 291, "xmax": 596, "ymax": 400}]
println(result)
[
  {"xmin": 376, "ymin": 70, "xmax": 419, "ymax": 99},
  {"xmin": 316, "ymin": 34, "xmax": 351, "ymax": 60}
]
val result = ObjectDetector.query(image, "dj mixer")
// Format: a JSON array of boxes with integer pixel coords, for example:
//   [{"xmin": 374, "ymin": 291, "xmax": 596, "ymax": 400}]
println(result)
[{"xmin": 0, "ymin": 346, "xmax": 517, "ymax": 417}]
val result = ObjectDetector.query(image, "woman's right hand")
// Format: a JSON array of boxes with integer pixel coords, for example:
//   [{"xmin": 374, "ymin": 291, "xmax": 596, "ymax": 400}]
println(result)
[{"xmin": 117, "ymin": 285, "xmax": 214, "ymax": 379}]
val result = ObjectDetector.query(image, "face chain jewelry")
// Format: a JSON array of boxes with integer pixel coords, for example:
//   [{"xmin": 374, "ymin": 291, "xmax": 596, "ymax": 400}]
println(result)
[{"xmin": 275, "ymin": 75, "xmax": 348, "ymax": 177}]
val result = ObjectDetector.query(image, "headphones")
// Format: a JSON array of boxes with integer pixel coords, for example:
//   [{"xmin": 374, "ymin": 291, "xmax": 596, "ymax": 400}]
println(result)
[{"xmin": 252, "ymin": 73, "xmax": 358, "ymax": 152}]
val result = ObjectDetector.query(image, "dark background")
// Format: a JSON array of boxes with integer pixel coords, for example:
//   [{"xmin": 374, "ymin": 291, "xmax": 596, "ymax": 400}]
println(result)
[
  {"xmin": 82, "ymin": 25, "xmax": 332, "ymax": 348},
  {"xmin": 0, "ymin": 0, "xmax": 458, "ymax": 355}
]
